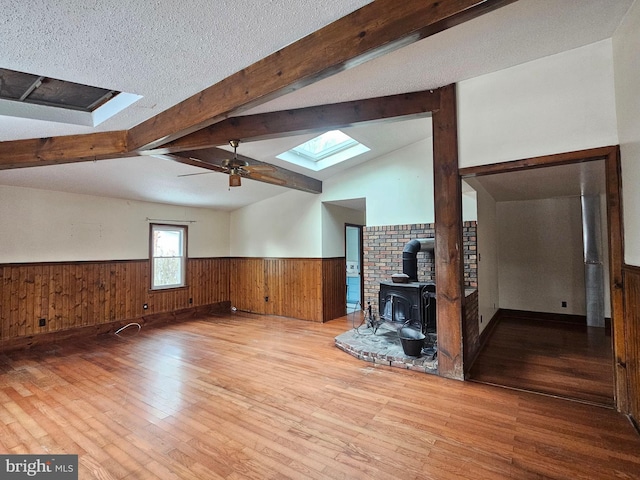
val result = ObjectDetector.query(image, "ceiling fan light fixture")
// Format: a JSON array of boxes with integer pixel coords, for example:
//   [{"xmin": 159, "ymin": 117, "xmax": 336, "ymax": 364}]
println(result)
[{"xmin": 229, "ymin": 173, "xmax": 242, "ymax": 187}]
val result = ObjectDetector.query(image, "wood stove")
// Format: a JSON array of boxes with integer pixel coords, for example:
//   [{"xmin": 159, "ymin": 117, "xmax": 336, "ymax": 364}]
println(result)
[{"xmin": 378, "ymin": 281, "xmax": 436, "ymax": 334}]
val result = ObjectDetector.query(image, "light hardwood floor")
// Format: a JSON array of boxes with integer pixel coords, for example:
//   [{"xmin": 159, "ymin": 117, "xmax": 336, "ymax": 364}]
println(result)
[{"xmin": 1, "ymin": 311, "xmax": 638, "ymax": 479}]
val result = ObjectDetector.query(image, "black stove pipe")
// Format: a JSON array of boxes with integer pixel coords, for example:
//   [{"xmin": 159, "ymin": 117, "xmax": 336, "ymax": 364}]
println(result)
[{"xmin": 402, "ymin": 238, "xmax": 435, "ymax": 281}]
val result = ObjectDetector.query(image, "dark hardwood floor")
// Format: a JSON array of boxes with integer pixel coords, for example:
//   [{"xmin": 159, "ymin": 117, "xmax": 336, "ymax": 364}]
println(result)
[
  {"xmin": 1, "ymin": 311, "xmax": 638, "ymax": 479},
  {"xmin": 468, "ymin": 311, "xmax": 614, "ymax": 406}
]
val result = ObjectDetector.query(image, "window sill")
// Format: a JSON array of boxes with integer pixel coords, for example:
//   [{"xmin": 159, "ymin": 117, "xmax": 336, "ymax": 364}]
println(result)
[{"xmin": 149, "ymin": 285, "xmax": 188, "ymax": 293}]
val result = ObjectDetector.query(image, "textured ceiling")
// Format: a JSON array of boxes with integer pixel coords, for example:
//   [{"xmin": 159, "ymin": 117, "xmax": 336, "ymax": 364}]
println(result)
[
  {"xmin": 242, "ymin": 0, "xmax": 633, "ymax": 115},
  {"xmin": 0, "ymin": 0, "xmax": 372, "ymax": 140},
  {"xmin": 0, "ymin": 0, "xmax": 634, "ymax": 210}
]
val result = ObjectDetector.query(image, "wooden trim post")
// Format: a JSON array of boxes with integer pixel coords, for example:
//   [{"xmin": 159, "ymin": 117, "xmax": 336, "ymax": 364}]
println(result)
[
  {"xmin": 605, "ymin": 146, "xmax": 628, "ymax": 412},
  {"xmin": 432, "ymin": 84, "xmax": 464, "ymax": 380}
]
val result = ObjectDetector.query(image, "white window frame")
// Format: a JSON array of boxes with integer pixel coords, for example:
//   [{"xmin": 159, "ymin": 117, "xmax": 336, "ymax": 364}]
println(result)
[
  {"xmin": 150, "ymin": 224, "xmax": 188, "ymax": 290},
  {"xmin": 276, "ymin": 129, "xmax": 370, "ymax": 172}
]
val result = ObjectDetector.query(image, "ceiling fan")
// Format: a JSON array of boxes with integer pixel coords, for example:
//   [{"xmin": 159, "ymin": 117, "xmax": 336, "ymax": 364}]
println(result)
[{"xmin": 178, "ymin": 139, "xmax": 284, "ymax": 187}]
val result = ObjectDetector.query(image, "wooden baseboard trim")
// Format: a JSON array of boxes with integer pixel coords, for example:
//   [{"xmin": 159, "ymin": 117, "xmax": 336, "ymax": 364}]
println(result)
[
  {"xmin": 500, "ymin": 308, "xmax": 611, "ymax": 331},
  {"xmin": 629, "ymin": 414, "xmax": 640, "ymax": 437},
  {"xmin": 480, "ymin": 310, "xmax": 502, "ymax": 344},
  {"xmin": 0, "ymin": 301, "xmax": 231, "ymax": 354},
  {"xmin": 500, "ymin": 308, "xmax": 586, "ymax": 323}
]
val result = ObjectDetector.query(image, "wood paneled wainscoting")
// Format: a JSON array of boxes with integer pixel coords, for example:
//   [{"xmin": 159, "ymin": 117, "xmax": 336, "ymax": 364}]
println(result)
[
  {"xmin": 0, "ymin": 257, "xmax": 230, "ymax": 351},
  {"xmin": 623, "ymin": 264, "xmax": 640, "ymax": 428},
  {"xmin": 230, "ymin": 257, "xmax": 346, "ymax": 323},
  {"xmin": 1, "ymin": 256, "xmax": 347, "ymax": 351}
]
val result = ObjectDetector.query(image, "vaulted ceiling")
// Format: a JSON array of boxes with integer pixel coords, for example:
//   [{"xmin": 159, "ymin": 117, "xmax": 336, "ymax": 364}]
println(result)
[{"xmin": 0, "ymin": 0, "xmax": 633, "ymax": 210}]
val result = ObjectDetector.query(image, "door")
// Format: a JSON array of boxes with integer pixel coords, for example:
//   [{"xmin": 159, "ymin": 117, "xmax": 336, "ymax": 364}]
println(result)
[{"xmin": 345, "ymin": 224, "xmax": 363, "ymax": 311}]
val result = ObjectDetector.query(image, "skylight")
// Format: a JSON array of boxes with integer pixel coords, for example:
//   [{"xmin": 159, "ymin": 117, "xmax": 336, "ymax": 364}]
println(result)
[
  {"xmin": 277, "ymin": 130, "xmax": 370, "ymax": 171},
  {"xmin": 0, "ymin": 68, "xmax": 142, "ymax": 127}
]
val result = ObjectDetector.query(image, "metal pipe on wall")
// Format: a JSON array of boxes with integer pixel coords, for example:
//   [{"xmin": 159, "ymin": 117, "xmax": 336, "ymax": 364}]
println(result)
[{"xmin": 581, "ymin": 195, "xmax": 605, "ymax": 328}]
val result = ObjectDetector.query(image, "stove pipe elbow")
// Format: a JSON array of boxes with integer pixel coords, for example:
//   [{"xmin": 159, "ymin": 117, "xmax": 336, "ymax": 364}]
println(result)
[{"xmin": 402, "ymin": 238, "xmax": 435, "ymax": 282}]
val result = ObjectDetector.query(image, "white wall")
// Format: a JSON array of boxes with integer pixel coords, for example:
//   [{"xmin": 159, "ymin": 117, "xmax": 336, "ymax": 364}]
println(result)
[
  {"xmin": 2, "ymin": 135, "xmax": 438, "ymax": 263},
  {"xmin": 473, "ymin": 182, "xmax": 499, "ymax": 334},
  {"xmin": 230, "ymin": 138, "xmax": 442, "ymax": 256},
  {"xmin": 224, "ymin": 192, "xmax": 367, "ymax": 259},
  {"xmin": 321, "ymin": 204, "xmax": 365, "ymax": 258},
  {"xmin": 497, "ymin": 197, "xmax": 586, "ymax": 315},
  {"xmin": 458, "ymin": 39, "xmax": 619, "ymax": 169},
  {"xmin": 229, "ymin": 190, "xmax": 323, "ymax": 257},
  {"xmin": 462, "ymin": 189, "xmax": 477, "ymax": 223},
  {"xmin": 613, "ymin": 0, "xmax": 640, "ymax": 267},
  {"xmin": 322, "ymin": 138, "xmax": 436, "ymax": 226},
  {"xmin": 471, "ymin": 183, "xmax": 612, "ymax": 323},
  {"xmin": 0, "ymin": 185, "xmax": 230, "ymax": 263}
]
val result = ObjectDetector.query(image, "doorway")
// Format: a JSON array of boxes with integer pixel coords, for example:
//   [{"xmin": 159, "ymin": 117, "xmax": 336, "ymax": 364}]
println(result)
[
  {"xmin": 461, "ymin": 150, "xmax": 620, "ymax": 406},
  {"xmin": 345, "ymin": 224, "xmax": 363, "ymax": 312},
  {"xmin": 469, "ymin": 310, "xmax": 613, "ymax": 405}
]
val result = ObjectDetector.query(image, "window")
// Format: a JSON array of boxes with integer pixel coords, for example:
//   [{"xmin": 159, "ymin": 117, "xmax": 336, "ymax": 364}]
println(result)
[
  {"xmin": 0, "ymin": 67, "xmax": 142, "ymax": 127},
  {"xmin": 276, "ymin": 130, "xmax": 370, "ymax": 171},
  {"xmin": 290, "ymin": 130, "xmax": 358, "ymax": 161},
  {"xmin": 150, "ymin": 224, "xmax": 187, "ymax": 290}
]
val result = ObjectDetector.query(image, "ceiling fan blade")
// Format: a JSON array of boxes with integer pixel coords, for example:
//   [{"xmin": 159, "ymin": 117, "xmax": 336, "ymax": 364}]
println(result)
[
  {"xmin": 187, "ymin": 158, "xmax": 227, "ymax": 171},
  {"xmin": 189, "ymin": 148, "xmax": 235, "ymax": 163},
  {"xmin": 177, "ymin": 171, "xmax": 216, "ymax": 177},
  {"xmin": 176, "ymin": 163, "xmax": 227, "ymax": 179},
  {"xmin": 245, "ymin": 165, "xmax": 276, "ymax": 173},
  {"xmin": 175, "ymin": 157, "xmax": 228, "ymax": 177},
  {"xmin": 248, "ymin": 172, "xmax": 287, "ymax": 186},
  {"xmin": 172, "ymin": 143, "xmax": 321, "ymax": 193}
]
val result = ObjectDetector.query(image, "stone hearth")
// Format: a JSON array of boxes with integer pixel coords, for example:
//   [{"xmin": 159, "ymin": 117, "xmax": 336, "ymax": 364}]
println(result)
[{"xmin": 335, "ymin": 322, "xmax": 437, "ymax": 374}]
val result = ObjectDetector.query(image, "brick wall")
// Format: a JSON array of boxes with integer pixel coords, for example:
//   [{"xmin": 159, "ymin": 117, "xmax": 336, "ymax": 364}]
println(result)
[
  {"xmin": 363, "ymin": 222, "xmax": 477, "ymax": 309},
  {"xmin": 463, "ymin": 221, "xmax": 478, "ymax": 289}
]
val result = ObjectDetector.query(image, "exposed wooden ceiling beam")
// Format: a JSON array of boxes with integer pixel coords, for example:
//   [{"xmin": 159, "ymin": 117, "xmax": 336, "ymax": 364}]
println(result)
[
  {"xmin": 127, "ymin": 0, "xmax": 516, "ymax": 150},
  {"xmin": 0, "ymin": 131, "xmax": 128, "ymax": 170},
  {"xmin": 155, "ymin": 90, "xmax": 440, "ymax": 154},
  {"xmin": 172, "ymin": 148, "xmax": 322, "ymax": 194}
]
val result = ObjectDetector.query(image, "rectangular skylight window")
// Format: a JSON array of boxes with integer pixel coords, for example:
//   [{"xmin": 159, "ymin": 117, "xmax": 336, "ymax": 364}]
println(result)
[
  {"xmin": 0, "ymin": 68, "xmax": 141, "ymax": 126},
  {"xmin": 0, "ymin": 68, "xmax": 118, "ymax": 112},
  {"xmin": 291, "ymin": 130, "xmax": 357, "ymax": 161},
  {"xmin": 277, "ymin": 130, "xmax": 370, "ymax": 171}
]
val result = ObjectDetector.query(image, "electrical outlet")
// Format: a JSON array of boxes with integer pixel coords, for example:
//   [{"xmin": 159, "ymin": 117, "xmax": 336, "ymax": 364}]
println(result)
[
  {"xmin": 39, "ymin": 318, "xmax": 46, "ymax": 327},
  {"xmin": 264, "ymin": 296, "xmax": 269, "ymax": 302},
  {"xmin": 143, "ymin": 303, "xmax": 148, "ymax": 310},
  {"xmin": 189, "ymin": 297, "xmax": 193, "ymax": 304},
  {"xmin": 561, "ymin": 301, "xmax": 567, "ymax": 308}
]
